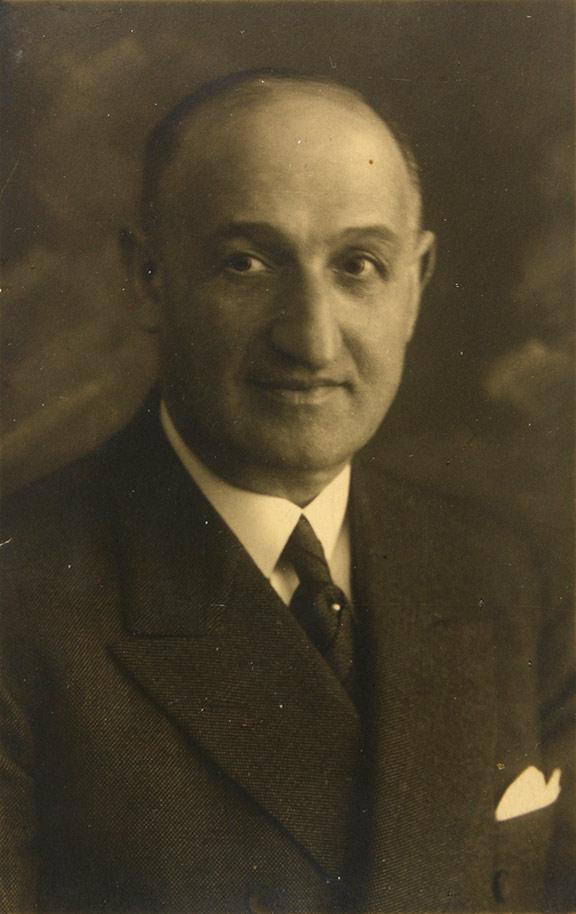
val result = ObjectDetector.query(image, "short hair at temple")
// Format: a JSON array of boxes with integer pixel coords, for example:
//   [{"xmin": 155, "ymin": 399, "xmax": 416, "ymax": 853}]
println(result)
[{"xmin": 141, "ymin": 68, "xmax": 423, "ymax": 241}]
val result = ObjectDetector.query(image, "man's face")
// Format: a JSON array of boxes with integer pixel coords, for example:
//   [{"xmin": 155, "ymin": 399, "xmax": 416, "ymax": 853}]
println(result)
[{"xmin": 149, "ymin": 86, "xmax": 434, "ymax": 497}]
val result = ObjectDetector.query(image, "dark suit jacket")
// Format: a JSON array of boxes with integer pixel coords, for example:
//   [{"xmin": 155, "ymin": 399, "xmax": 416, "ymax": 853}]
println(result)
[{"xmin": 1, "ymin": 398, "xmax": 574, "ymax": 913}]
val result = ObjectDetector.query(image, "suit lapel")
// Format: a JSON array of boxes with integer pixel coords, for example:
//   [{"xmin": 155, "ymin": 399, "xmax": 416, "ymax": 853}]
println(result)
[
  {"xmin": 105, "ymin": 408, "xmax": 497, "ymax": 903},
  {"xmin": 349, "ymin": 464, "xmax": 496, "ymax": 908},
  {"xmin": 108, "ymin": 421, "xmax": 360, "ymax": 881}
]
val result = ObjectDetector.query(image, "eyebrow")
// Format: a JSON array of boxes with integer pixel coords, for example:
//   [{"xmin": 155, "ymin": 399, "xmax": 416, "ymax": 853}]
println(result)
[
  {"xmin": 335, "ymin": 225, "xmax": 399, "ymax": 247},
  {"xmin": 208, "ymin": 222, "xmax": 290, "ymax": 248},
  {"xmin": 207, "ymin": 221, "xmax": 401, "ymax": 252}
]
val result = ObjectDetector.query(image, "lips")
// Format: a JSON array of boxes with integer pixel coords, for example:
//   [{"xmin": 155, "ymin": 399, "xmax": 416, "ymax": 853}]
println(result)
[
  {"xmin": 250, "ymin": 375, "xmax": 346, "ymax": 391},
  {"xmin": 249, "ymin": 375, "xmax": 348, "ymax": 406}
]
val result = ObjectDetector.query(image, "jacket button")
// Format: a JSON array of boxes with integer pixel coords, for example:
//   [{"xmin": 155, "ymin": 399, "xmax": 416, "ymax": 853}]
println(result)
[
  {"xmin": 247, "ymin": 887, "xmax": 277, "ymax": 914},
  {"xmin": 493, "ymin": 868, "xmax": 510, "ymax": 904}
]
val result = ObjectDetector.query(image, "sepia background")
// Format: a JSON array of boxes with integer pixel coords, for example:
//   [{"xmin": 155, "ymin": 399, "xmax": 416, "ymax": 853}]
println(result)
[{"xmin": 1, "ymin": 0, "xmax": 573, "ymax": 596}]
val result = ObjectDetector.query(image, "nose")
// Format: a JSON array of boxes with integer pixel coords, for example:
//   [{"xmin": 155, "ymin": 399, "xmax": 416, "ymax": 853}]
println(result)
[{"xmin": 269, "ymin": 270, "xmax": 342, "ymax": 369}]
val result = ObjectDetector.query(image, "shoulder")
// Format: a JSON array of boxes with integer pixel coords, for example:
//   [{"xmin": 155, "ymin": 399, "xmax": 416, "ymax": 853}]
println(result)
[
  {"xmin": 1, "ymin": 394, "xmax": 162, "ymax": 549},
  {"xmin": 0, "ymin": 402, "xmax": 159, "ymax": 627},
  {"xmin": 353, "ymin": 454, "xmax": 538, "ymax": 556},
  {"xmin": 352, "ymin": 455, "xmax": 545, "ymax": 616},
  {"xmin": 2, "ymin": 447, "xmax": 105, "ymax": 561},
  {"xmin": 0, "ymin": 393, "xmax": 186, "ymax": 622},
  {"xmin": 1, "ymin": 446, "xmax": 115, "ymax": 634}
]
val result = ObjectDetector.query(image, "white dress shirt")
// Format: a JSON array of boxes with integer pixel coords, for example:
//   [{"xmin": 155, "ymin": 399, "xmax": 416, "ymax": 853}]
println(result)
[{"xmin": 160, "ymin": 403, "xmax": 351, "ymax": 605}]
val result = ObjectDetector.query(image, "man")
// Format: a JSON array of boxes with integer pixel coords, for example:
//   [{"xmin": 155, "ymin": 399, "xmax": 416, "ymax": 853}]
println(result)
[{"xmin": 1, "ymin": 70, "xmax": 574, "ymax": 913}]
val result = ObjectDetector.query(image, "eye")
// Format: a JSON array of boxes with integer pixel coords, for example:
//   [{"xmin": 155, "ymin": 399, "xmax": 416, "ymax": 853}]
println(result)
[
  {"xmin": 342, "ymin": 256, "xmax": 371, "ymax": 275},
  {"xmin": 224, "ymin": 252, "xmax": 269, "ymax": 274},
  {"xmin": 338, "ymin": 254, "xmax": 383, "ymax": 278}
]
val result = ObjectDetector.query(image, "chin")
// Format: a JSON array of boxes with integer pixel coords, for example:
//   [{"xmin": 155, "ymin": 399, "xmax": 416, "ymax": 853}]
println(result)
[{"xmin": 248, "ymin": 435, "xmax": 354, "ymax": 476}]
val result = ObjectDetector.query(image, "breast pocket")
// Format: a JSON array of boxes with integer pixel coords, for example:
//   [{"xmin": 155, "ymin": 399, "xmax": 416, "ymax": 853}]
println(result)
[{"xmin": 493, "ymin": 803, "xmax": 556, "ymax": 911}]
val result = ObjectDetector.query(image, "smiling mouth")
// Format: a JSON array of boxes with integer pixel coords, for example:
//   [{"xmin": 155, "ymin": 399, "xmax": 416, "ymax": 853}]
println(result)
[{"xmin": 250, "ymin": 377, "xmax": 348, "ymax": 405}]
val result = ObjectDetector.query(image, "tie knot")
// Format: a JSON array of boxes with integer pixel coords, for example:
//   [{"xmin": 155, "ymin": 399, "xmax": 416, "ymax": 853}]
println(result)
[{"xmin": 283, "ymin": 515, "xmax": 332, "ymax": 588}]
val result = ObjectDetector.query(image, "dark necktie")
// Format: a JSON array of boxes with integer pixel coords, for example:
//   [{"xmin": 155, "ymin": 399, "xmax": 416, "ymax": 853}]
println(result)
[{"xmin": 283, "ymin": 515, "xmax": 355, "ymax": 693}]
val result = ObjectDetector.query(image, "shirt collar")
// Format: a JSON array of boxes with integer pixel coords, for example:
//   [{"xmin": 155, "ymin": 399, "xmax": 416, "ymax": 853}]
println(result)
[{"xmin": 160, "ymin": 402, "xmax": 351, "ymax": 581}]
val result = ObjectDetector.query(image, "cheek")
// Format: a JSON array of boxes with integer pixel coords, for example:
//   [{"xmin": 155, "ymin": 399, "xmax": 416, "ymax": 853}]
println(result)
[
  {"xmin": 164, "ymin": 282, "xmax": 253, "ymax": 363},
  {"xmin": 350, "ymin": 309, "xmax": 411, "ymax": 382}
]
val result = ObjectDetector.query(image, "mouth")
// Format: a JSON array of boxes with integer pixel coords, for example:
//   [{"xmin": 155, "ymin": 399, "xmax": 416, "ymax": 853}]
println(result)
[{"xmin": 250, "ymin": 376, "xmax": 348, "ymax": 406}]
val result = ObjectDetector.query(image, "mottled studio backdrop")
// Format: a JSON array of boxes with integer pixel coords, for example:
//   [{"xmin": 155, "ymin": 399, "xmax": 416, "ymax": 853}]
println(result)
[{"xmin": 1, "ymin": 0, "xmax": 573, "ymax": 592}]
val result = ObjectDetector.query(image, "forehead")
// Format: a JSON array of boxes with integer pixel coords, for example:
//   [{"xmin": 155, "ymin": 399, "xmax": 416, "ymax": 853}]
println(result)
[{"xmin": 157, "ymin": 83, "xmax": 415, "ymax": 243}]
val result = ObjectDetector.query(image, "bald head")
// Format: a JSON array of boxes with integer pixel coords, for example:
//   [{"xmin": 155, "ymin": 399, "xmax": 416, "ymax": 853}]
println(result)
[
  {"xmin": 128, "ymin": 68, "xmax": 435, "ymax": 503},
  {"xmin": 141, "ymin": 70, "xmax": 423, "ymax": 244}
]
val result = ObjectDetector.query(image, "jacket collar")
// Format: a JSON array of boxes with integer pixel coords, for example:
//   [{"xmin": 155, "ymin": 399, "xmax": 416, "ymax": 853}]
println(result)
[{"xmin": 108, "ymin": 406, "xmax": 361, "ymax": 881}]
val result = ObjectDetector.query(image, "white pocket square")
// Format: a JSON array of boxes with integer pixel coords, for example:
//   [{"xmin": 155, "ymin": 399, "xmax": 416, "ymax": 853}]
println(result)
[{"xmin": 495, "ymin": 765, "xmax": 561, "ymax": 821}]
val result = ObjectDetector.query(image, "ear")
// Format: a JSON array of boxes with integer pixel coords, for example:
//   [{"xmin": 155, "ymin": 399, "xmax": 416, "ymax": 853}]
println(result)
[
  {"xmin": 404, "ymin": 230, "xmax": 437, "ymax": 341},
  {"xmin": 119, "ymin": 228, "xmax": 163, "ymax": 332},
  {"xmin": 417, "ymin": 230, "xmax": 437, "ymax": 291}
]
